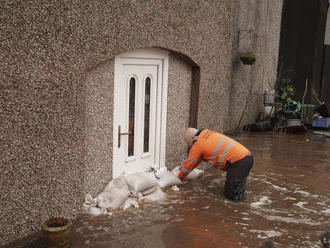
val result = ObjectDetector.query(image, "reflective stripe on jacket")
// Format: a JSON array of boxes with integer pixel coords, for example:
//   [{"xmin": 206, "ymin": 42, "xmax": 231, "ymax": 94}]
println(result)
[{"xmin": 179, "ymin": 129, "xmax": 250, "ymax": 179}]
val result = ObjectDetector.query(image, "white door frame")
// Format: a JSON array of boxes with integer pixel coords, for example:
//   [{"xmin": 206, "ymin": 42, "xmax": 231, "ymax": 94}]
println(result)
[{"xmin": 113, "ymin": 48, "xmax": 169, "ymax": 177}]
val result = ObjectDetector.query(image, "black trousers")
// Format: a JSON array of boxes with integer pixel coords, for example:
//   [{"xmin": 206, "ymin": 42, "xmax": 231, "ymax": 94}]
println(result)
[{"xmin": 224, "ymin": 154, "xmax": 253, "ymax": 202}]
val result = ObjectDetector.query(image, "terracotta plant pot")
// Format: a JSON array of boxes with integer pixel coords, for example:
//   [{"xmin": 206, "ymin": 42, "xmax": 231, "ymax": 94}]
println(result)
[
  {"xmin": 239, "ymin": 54, "xmax": 256, "ymax": 65},
  {"xmin": 42, "ymin": 217, "xmax": 72, "ymax": 248}
]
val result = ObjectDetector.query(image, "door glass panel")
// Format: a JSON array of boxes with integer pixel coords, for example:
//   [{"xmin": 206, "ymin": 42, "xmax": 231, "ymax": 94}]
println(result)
[
  {"xmin": 143, "ymin": 77, "xmax": 151, "ymax": 153},
  {"xmin": 128, "ymin": 77, "xmax": 135, "ymax": 157}
]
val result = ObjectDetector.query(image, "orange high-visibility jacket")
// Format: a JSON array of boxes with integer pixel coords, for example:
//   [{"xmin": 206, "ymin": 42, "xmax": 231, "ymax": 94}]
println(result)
[{"xmin": 179, "ymin": 129, "xmax": 250, "ymax": 179}]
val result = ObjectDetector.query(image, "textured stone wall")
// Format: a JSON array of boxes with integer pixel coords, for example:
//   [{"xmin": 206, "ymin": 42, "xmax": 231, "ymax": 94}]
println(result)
[
  {"xmin": 325, "ymin": 10, "xmax": 330, "ymax": 45},
  {"xmin": 0, "ymin": 0, "xmax": 232, "ymax": 244},
  {"xmin": 165, "ymin": 54, "xmax": 193, "ymax": 170},
  {"xmin": 228, "ymin": 0, "xmax": 283, "ymax": 129},
  {"xmin": 84, "ymin": 59, "xmax": 114, "ymax": 196},
  {"xmin": 0, "ymin": 0, "xmax": 283, "ymax": 244}
]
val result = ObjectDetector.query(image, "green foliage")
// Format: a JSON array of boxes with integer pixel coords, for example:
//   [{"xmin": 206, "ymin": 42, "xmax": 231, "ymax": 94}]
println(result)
[
  {"xmin": 239, "ymin": 54, "xmax": 256, "ymax": 65},
  {"xmin": 275, "ymin": 79, "xmax": 295, "ymax": 103}
]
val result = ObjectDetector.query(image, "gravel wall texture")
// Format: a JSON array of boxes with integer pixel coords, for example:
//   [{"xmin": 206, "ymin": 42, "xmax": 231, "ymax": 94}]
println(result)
[
  {"xmin": 0, "ymin": 0, "xmax": 282, "ymax": 245},
  {"xmin": 228, "ymin": 0, "xmax": 283, "ymax": 129}
]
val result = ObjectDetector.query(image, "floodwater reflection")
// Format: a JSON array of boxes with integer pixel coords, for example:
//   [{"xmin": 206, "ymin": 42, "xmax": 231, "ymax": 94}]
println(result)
[
  {"xmin": 6, "ymin": 131, "xmax": 330, "ymax": 248},
  {"xmin": 71, "ymin": 132, "xmax": 330, "ymax": 248}
]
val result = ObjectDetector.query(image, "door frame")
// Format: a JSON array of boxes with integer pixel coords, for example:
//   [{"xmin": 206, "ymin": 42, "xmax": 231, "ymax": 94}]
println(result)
[{"xmin": 113, "ymin": 48, "xmax": 169, "ymax": 177}]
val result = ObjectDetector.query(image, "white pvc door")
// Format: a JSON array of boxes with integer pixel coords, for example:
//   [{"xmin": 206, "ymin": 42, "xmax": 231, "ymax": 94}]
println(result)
[{"xmin": 113, "ymin": 49, "xmax": 169, "ymax": 177}]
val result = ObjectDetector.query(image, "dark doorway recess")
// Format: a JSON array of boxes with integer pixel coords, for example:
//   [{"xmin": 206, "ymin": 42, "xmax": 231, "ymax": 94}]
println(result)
[
  {"xmin": 277, "ymin": 0, "xmax": 329, "ymax": 104},
  {"xmin": 321, "ymin": 45, "xmax": 330, "ymax": 108}
]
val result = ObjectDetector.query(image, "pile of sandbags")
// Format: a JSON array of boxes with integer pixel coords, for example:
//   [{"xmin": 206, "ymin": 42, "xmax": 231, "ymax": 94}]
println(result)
[
  {"xmin": 83, "ymin": 173, "xmax": 134, "ymax": 216},
  {"xmin": 97, "ymin": 173, "xmax": 130, "ymax": 210},
  {"xmin": 125, "ymin": 171, "xmax": 158, "ymax": 195},
  {"xmin": 83, "ymin": 166, "xmax": 204, "ymax": 216}
]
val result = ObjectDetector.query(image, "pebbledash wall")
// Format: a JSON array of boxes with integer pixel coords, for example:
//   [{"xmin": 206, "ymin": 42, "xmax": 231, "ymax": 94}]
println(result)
[
  {"xmin": 0, "ymin": 0, "xmax": 283, "ymax": 245},
  {"xmin": 229, "ymin": 0, "xmax": 283, "ymax": 128}
]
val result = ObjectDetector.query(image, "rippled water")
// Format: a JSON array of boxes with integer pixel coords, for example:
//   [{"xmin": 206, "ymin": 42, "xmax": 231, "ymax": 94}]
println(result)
[{"xmin": 6, "ymin": 131, "xmax": 330, "ymax": 248}]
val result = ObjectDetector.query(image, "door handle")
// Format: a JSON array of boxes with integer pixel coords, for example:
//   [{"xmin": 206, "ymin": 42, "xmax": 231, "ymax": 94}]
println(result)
[{"xmin": 118, "ymin": 125, "xmax": 131, "ymax": 148}]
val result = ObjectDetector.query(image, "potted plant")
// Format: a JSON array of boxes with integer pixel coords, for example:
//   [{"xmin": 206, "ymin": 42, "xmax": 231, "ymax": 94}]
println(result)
[
  {"xmin": 275, "ymin": 78, "xmax": 295, "ymax": 103},
  {"xmin": 239, "ymin": 53, "xmax": 256, "ymax": 65},
  {"xmin": 42, "ymin": 217, "xmax": 72, "ymax": 248}
]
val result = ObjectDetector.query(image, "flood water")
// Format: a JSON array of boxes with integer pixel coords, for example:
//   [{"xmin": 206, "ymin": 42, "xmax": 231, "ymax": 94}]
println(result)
[{"xmin": 5, "ymin": 131, "xmax": 330, "ymax": 248}]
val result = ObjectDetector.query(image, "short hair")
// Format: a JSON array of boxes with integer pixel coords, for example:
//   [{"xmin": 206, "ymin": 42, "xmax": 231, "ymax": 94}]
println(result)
[{"xmin": 184, "ymin": 128, "xmax": 198, "ymax": 145}]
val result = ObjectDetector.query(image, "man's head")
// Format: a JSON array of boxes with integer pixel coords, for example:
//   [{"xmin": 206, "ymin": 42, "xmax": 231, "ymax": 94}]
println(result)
[{"xmin": 184, "ymin": 127, "xmax": 198, "ymax": 147}]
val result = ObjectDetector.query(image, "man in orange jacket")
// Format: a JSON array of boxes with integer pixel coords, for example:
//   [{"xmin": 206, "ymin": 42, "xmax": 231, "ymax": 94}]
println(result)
[{"xmin": 178, "ymin": 128, "xmax": 253, "ymax": 201}]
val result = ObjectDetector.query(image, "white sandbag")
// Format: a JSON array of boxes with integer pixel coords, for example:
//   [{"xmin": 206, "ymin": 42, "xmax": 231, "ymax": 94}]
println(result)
[
  {"xmin": 155, "ymin": 167, "xmax": 182, "ymax": 188},
  {"xmin": 103, "ymin": 173, "xmax": 128, "ymax": 192},
  {"xmin": 96, "ymin": 190, "xmax": 129, "ymax": 210},
  {"xmin": 83, "ymin": 203, "xmax": 90, "ymax": 212},
  {"xmin": 134, "ymin": 192, "xmax": 144, "ymax": 199},
  {"xmin": 141, "ymin": 186, "xmax": 167, "ymax": 202},
  {"xmin": 172, "ymin": 166, "xmax": 204, "ymax": 180},
  {"xmin": 83, "ymin": 193, "xmax": 97, "ymax": 213},
  {"xmin": 125, "ymin": 172, "xmax": 158, "ymax": 194},
  {"xmin": 121, "ymin": 198, "xmax": 139, "ymax": 210},
  {"xmin": 87, "ymin": 206, "xmax": 107, "ymax": 216},
  {"xmin": 154, "ymin": 167, "xmax": 169, "ymax": 178},
  {"xmin": 186, "ymin": 168, "xmax": 204, "ymax": 179},
  {"xmin": 95, "ymin": 174, "xmax": 130, "ymax": 210},
  {"xmin": 84, "ymin": 194, "xmax": 97, "ymax": 206},
  {"xmin": 141, "ymin": 186, "xmax": 158, "ymax": 196},
  {"xmin": 171, "ymin": 167, "xmax": 179, "ymax": 176}
]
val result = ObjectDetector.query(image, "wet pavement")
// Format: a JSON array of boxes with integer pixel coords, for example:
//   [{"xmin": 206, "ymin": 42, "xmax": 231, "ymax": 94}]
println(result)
[{"xmin": 4, "ymin": 131, "xmax": 330, "ymax": 248}]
